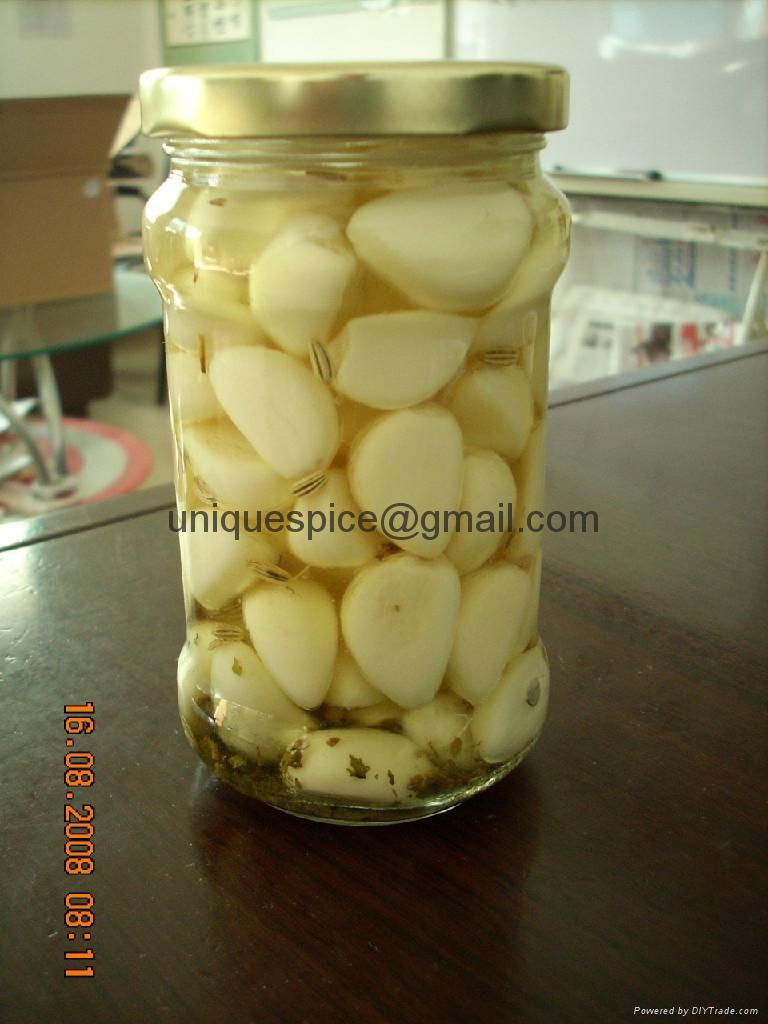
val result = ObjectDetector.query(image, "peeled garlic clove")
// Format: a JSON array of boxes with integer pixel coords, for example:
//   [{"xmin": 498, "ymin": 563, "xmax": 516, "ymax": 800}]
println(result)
[
  {"xmin": 282, "ymin": 728, "xmax": 434, "ymax": 805},
  {"xmin": 210, "ymin": 641, "xmax": 314, "ymax": 762},
  {"xmin": 175, "ymin": 265, "xmax": 249, "ymax": 306},
  {"xmin": 184, "ymin": 420, "xmax": 293, "ymax": 511},
  {"xmin": 180, "ymin": 520, "xmax": 278, "ymax": 611},
  {"xmin": 341, "ymin": 554, "xmax": 460, "ymax": 709},
  {"xmin": 167, "ymin": 349, "xmax": 220, "ymax": 423},
  {"xmin": 210, "ymin": 642, "xmax": 307, "ymax": 718},
  {"xmin": 487, "ymin": 182, "xmax": 570, "ymax": 319},
  {"xmin": 249, "ymin": 213, "xmax": 356, "ymax": 358},
  {"xmin": 286, "ymin": 468, "xmax": 376, "ymax": 568},
  {"xmin": 401, "ymin": 692, "xmax": 476, "ymax": 767},
  {"xmin": 448, "ymin": 365, "xmax": 533, "ymax": 460},
  {"xmin": 506, "ymin": 420, "xmax": 546, "ymax": 560},
  {"xmin": 329, "ymin": 311, "xmax": 474, "ymax": 409},
  {"xmin": 209, "ymin": 347, "xmax": 339, "ymax": 480},
  {"xmin": 165, "ymin": 267, "xmax": 264, "ymax": 354},
  {"xmin": 471, "ymin": 644, "xmax": 549, "ymax": 763},
  {"xmin": 143, "ymin": 174, "xmax": 196, "ymax": 281},
  {"xmin": 445, "ymin": 448, "xmax": 517, "ymax": 575},
  {"xmin": 347, "ymin": 182, "xmax": 533, "ymax": 313},
  {"xmin": 187, "ymin": 618, "xmax": 246, "ymax": 675},
  {"xmin": 185, "ymin": 191, "xmax": 273, "ymax": 270},
  {"xmin": 324, "ymin": 649, "xmax": 384, "ymax": 708},
  {"xmin": 447, "ymin": 563, "xmax": 531, "ymax": 704},
  {"xmin": 242, "ymin": 580, "xmax": 338, "ymax": 709},
  {"xmin": 187, "ymin": 189, "xmax": 359, "ymax": 272},
  {"xmin": 348, "ymin": 405, "xmax": 463, "ymax": 558}
]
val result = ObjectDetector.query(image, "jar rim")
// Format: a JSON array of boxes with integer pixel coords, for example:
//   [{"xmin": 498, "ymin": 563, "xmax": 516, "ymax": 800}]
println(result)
[{"xmin": 140, "ymin": 61, "xmax": 569, "ymax": 140}]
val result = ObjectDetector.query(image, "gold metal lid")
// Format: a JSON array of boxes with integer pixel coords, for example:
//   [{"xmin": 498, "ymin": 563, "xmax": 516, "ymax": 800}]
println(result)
[{"xmin": 140, "ymin": 62, "xmax": 568, "ymax": 138}]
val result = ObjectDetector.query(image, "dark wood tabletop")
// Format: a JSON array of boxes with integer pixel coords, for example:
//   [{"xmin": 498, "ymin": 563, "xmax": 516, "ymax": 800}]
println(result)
[{"xmin": 1, "ymin": 347, "xmax": 766, "ymax": 1024}]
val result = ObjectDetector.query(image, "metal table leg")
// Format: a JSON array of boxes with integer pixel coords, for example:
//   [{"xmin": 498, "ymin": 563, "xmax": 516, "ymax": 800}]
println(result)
[
  {"xmin": 0, "ymin": 306, "xmax": 76, "ymax": 503},
  {"xmin": 0, "ymin": 391, "xmax": 54, "ymax": 485},
  {"xmin": 31, "ymin": 353, "xmax": 69, "ymax": 480}
]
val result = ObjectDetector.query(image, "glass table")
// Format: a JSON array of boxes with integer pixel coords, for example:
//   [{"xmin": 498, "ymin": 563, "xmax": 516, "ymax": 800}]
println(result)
[{"xmin": 0, "ymin": 270, "xmax": 162, "ymax": 503}]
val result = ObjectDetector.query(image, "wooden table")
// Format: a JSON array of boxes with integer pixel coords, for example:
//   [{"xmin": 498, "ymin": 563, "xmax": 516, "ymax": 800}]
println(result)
[{"xmin": 1, "ymin": 347, "xmax": 766, "ymax": 1024}]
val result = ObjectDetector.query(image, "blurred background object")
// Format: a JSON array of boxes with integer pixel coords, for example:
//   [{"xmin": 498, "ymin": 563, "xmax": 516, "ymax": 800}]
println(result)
[{"xmin": 0, "ymin": 0, "xmax": 766, "ymax": 518}]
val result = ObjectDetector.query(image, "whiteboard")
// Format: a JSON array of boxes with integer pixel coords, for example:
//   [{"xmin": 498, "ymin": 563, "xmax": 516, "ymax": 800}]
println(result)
[{"xmin": 455, "ymin": 0, "xmax": 768, "ymax": 185}]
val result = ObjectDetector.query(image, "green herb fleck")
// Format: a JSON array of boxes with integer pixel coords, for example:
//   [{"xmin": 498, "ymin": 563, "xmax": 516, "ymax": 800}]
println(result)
[
  {"xmin": 326, "ymin": 736, "xmax": 340, "ymax": 747},
  {"xmin": 387, "ymin": 770, "xmax": 395, "ymax": 787},
  {"xmin": 231, "ymin": 657, "xmax": 243, "ymax": 676}
]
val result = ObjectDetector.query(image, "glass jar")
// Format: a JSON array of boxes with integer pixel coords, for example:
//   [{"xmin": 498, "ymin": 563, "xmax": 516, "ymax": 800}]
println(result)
[{"xmin": 140, "ymin": 64, "xmax": 570, "ymax": 824}]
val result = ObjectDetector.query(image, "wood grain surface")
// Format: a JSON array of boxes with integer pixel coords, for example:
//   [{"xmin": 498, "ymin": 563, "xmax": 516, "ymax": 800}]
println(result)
[{"xmin": 1, "ymin": 352, "xmax": 766, "ymax": 1024}]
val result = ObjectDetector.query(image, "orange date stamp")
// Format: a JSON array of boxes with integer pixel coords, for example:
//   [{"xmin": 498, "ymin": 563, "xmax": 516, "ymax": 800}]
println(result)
[{"xmin": 63, "ymin": 702, "xmax": 95, "ymax": 978}]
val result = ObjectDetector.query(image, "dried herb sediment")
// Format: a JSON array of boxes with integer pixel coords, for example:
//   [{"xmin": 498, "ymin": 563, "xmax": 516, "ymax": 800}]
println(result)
[{"xmin": 347, "ymin": 755, "xmax": 370, "ymax": 780}]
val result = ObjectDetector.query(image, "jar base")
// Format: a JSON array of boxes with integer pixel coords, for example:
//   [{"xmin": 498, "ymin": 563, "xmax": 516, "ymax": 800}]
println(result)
[{"xmin": 181, "ymin": 696, "xmax": 539, "ymax": 825}]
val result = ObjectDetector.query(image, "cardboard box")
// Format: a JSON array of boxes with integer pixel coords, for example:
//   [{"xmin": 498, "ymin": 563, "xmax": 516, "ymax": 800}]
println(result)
[{"xmin": 0, "ymin": 94, "xmax": 129, "ymax": 309}]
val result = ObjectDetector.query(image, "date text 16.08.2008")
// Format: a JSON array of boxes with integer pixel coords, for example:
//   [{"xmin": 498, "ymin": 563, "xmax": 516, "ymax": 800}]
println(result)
[{"xmin": 63, "ymin": 702, "xmax": 95, "ymax": 979}]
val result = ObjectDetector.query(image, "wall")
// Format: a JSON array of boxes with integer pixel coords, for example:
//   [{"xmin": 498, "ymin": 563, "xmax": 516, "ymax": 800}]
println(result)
[
  {"xmin": 0, "ymin": 0, "xmax": 162, "ymax": 99},
  {"xmin": 259, "ymin": 0, "xmax": 445, "ymax": 61}
]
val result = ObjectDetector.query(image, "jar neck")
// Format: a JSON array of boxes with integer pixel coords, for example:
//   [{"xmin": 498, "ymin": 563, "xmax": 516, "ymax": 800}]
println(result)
[{"xmin": 164, "ymin": 134, "xmax": 544, "ymax": 185}]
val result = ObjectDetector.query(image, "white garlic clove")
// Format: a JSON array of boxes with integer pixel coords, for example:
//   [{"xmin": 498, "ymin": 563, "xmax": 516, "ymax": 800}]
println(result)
[
  {"xmin": 348, "ymin": 405, "xmax": 464, "ymax": 558},
  {"xmin": 183, "ymin": 420, "xmax": 294, "ymax": 512},
  {"xmin": 165, "ymin": 267, "xmax": 264, "ymax": 354},
  {"xmin": 286, "ymin": 468, "xmax": 376, "ymax": 568},
  {"xmin": 483, "ymin": 182, "xmax": 570, "ymax": 321},
  {"xmin": 210, "ymin": 641, "xmax": 308, "ymax": 718},
  {"xmin": 401, "ymin": 692, "xmax": 477, "ymax": 767},
  {"xmin": 447, "ymin": 563, "xmax": 531, "ymax": 704},
  {"xmin": 187, "ymin": 618, "xmax": 246, "ymax": 675},
  {"xmin": 324, "ymin": 649, "xmax": 384, "ymax": 709},
  {"xmin": 143, "ymin": 174, "xmax": 196, "ymax": 281},
  {"xmin": 471, "ymin": 644, "xmax": 549, "ymax": 763},
  {"xmin": 249, "ymin": 213, "xmax": 356, "ymax": 358},
  {"xmin": 180, "ymin": 519, "xmax": 278, "ymax": 611},
  {"xmin": 209, "ymin": 347, "xmax": 340, "ymax": 480},
  {"xmin": 242, "ymin": 580, "xmax": 338, "ymax": 709},
  {"xmin": 445, "ymin": 447, "xmax": 517, "ymax": 575},
  {"xmin": 175, "ymin": 265, "xmax": 249, "ymax": 306},
  {"xmin": 341, "ymin": 554, "xmax": 460, "ymax": 709},
  {"xmin": 282, "ymin": 728, "xmax": 434, "ymax": 805},
  {"xmin": 347, "ymin": 182, "xmax": 533, "ymax": 313},
  {"xmin": 167, "ymin": 348, "xmax": 221, "ymax": 423},
  {"xmin": 185, "ymin": 191, "xmax": 275, "ymax": 270},
  {"xmin": 186, "ymin": 189, "xmax": 359, "ymax": 272},
  {"xmin": 506, "ymin": 420, "xmax": 546, "ymax": 560},
  {"xmin": 328, "ymin": 310, "xmax": 474, "ymax": 409},
  {"xmin": 210, "ymin": 641, "xmax": 314, "ymax": 762},
  {"xmin": 448, "ymin": 364, "xmax": 533, "ymax": 460}
]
